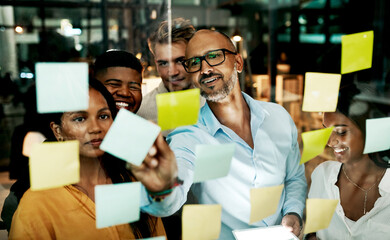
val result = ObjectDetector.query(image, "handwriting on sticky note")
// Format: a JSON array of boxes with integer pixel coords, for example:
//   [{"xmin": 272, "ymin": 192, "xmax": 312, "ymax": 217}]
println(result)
[
  {"xmin": 300, "ymin": 127, "xmax": 334, "ymax": 164},
  {"xmin": 193, "ymin": 144, "xmax": 235, "ymax": 183},
  {"xmin": 36, "ymin": 62, "xmax": 89, "ymax": 113},
  {"xmin": 363, "ymin": 117, "xmax": 390, "ymax": 154},
  {"xmin": 95, "ymin": 182, "xmax": 141, "ymax": 229},
  {"xmin": 302, "ymin": 73, "xmax": 341, "ymax": 112},
  {"xmin": 100, "ymin": 109, "xmax": 161, "ymax": 166},
  {"xmin": 29, "ymin": 141, "xmax": 80, "ymax": 191},
  {"xmin": 157, "ymin": 89, "xmax": 200, "ymax": 131},
  {"xmin": 182, "ymin": 204, "xmax": 222, "ymax": 240},
  {"xmin": 341, "ymin": 30, "xmax": 374, "ymax": 74},
  {"xmin": 250, "ymin": 184, "xmax": 284, "ymax": 224},
  {"xmin": 304, "ymin": 198, "xmax": 339, "ymax": 234}
]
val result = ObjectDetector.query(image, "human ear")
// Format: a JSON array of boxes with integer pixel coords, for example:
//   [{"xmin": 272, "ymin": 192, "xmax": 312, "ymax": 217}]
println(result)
[
  {"xmin": 50, "ymin": 122, "xmax": 64, "ymax": 141},
  {"xmin": 235, "ymin": 53, "xmax": 244, "ymax": 73}
]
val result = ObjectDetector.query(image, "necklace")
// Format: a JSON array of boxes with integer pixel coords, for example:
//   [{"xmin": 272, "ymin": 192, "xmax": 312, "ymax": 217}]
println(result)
[{"xmin": 342, "ymin": 165, "xmax": 386, "ymax": 215}]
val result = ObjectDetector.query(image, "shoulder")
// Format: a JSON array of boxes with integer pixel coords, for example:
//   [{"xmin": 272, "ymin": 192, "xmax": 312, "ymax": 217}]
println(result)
[
  {"xmin": 312, "ymin": 161, "xmax": 340, "ymax": 177},
  {"xmin": 310, "ymin": 161, "xmax": 340, "ymax": 194}
]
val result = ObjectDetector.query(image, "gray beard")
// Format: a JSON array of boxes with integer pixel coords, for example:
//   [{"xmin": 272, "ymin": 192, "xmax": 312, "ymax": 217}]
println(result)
[{"xmin": 201, "ymin": 65, "xmax": 238, "ymax": 102}]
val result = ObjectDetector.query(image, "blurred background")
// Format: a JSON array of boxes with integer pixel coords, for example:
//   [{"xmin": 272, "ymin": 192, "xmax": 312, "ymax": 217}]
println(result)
[{"xmin": 0, "ymin": 1, "xmax": 389, "ymax": 234}]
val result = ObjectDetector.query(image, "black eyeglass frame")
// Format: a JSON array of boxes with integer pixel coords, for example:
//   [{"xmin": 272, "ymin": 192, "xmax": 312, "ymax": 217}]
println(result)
[{"xmin": 182, "ymin": 48, "xmax": 237, "ymax": 73}]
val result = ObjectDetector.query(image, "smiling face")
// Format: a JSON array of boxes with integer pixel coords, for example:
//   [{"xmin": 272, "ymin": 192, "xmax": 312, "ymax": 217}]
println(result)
[
  {"xmin": 154, "ymin": 41, "xmax": 191, "ymax": 92},
  {"xmin": 323, "ymin": 111, "xmax": 366, "ymax": 164},
  {"xmin": 185, "ymin": 30, "xmax": 243, "ymax": 102},
  {"xmin": 95, "ymin": 67, "xmax": 142, "ymax": 113},
  {"xmin": 51, "ymin": 88, "xmax": 113, "ymax": 158}
]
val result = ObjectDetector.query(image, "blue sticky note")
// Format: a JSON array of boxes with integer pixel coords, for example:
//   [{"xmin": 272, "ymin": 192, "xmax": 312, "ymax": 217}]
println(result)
[
  {"xmin": 100, "ymin": 109, "xmax": 161, "ymax": 166},
  {"xmin": 194, "ymin": 144, "xmax": 235, "ymax": 183},
  {"xmin": 95, "ymin": 182, "xmax": 141, "ymax": 229},
  {"xmin": 363, "ymin": 117, "xmax": 390, "ymax": 154},
  {"xmin": 35, "ymin": 62, "xmax": 89, "ymax": 113}
]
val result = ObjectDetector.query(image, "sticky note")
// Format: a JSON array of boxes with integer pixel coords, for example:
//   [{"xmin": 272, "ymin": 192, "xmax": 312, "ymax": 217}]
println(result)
[
  {"xmin": 157, "ymin": 89, "xmax": 200, "ymax": 131},
  {"xmin": 29, "ymin": 141, "xmax": 80, "ymax": 191},
  {"xmin": 250, "ymin": 184, "xmax": 284, "ymax": 224},
  {"xmin": 193, "ymin": 144, "xmax": 235, "ymax": 183},
  {"xmin": 182, "ymin": 204, "xmax": 222, "ymax": 240},
  {"xmin": 363, "ymin": 117, "xmax": 390, "ymax": 154},
  {"xmin": 100, "ymin": 109, "xmax": 161, "ymax": 166},
  {"xmin": 36, "ymin": 62, "xmax": 89, "ymax": 113},
  {"xmin": 302, "ymin": 73, "xmax": 341, "ymax": 112},
  {"xmin": 95, "ymin": 182, "xmax": 141, "ymax": 228},
  {"xmin": 300, "ymin": 127, "xmax": 334, "ymax": 164},
  {"xmin": 233, "ymin": 225, "xmax": 299, "ymax": 240},
  {"xmin": 341, "ymin": 30, "xmax": 374, "ymax": 74},
  {"xmin": 304, "ymin": 199, "xmax": 339, "ymax": 234}
]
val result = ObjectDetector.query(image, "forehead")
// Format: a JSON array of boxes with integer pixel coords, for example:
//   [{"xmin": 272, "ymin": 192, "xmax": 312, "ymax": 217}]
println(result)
[
  {"xmin": 100, "ymin": 67, "xmax": 142, "ymax": 83},
  {"xmin": 186, "ymin": 31, "xmax": 232, "ymax": 57},
  {"xmin": 154, "ymin": 41, "xmax": 187, "ymax": 60},
  {"xmin": 323, "ymin": 112, "xmax": 355, "ymax": 127}
]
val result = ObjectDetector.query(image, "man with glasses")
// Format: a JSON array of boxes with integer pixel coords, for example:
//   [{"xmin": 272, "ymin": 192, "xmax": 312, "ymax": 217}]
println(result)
[{"xmin": 141, "ymin": 29, "xmax": 306, "ymax": 239}]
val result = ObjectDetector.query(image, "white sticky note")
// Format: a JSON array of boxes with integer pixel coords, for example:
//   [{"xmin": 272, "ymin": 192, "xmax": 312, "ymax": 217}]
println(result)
[
  {"xmin": 95, "ymin": 182, "xmax": 141, "ymax": 229},
  {"xmin": 233, "ymin": 225, "xmax": 299, "ymax": 240},
  {"xmin": 36, "ymin": 62, "xmax": 89, "ymax": 113},
  {"xmin": 363, "ymin": 117, "xmax": 390, "ymax": 154},
  {"xmin": 194, "ymin": 144, "xmax": 235, "ymax": 183},
  {"xmin": 100, "ymin": 109, "xmax": 161, "ymax": 166}
]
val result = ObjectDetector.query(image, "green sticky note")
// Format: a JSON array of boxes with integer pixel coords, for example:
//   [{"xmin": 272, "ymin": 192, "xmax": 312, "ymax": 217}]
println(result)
[
  {"xmin": 36, "ymin": 62, "xmax": 89, "ymax": 113},
  {"xmin": 29, "ymin": 141, "xmax": 80, "ymax": 191},
  {"xmin": 182, "ymin": 204, "xmax": 222, "ymax": 240},
  {"xmin": 363, "ymin": 117, "xmax": 390, "ymax": 154},
  {"xmin": 100, "ymin": 109, "xmax": 161, "ymax": 166},
  {"xmin": 302, "ymin": 72, "xmax": 341, "ymax": 112},
  {"xmin": 304, "ymin": 199, "xmax": 338, "ymax": 234},
  {"xmin": 250, "ymin": 184, "xmax": 284, "ymax": 224},
  {"xmin": 300, "ymin": 127, "xmax": 334, "ymax": 164},
  {"xmin": 193, "ymin": 144, "xmax": 235, "ymax": 183},
  {"xmin": 157, "ymin": 89, "xmax": 200, "ymax": 131},
  {"xmin": 95, "ymin": 182, "xmax": 140, "ymax": 228},
  {"xmin": 341, "ymin": 30, "xmax": 374, "ymax": 74}
]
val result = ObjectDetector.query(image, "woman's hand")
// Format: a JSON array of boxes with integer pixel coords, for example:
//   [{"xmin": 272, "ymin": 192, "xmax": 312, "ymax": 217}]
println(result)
[{"xmin": 128, "ymin": 133, "xmax": 178, "ymax": 193}]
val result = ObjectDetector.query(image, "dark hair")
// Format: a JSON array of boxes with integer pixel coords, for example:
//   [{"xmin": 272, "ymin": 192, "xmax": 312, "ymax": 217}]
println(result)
[
  {"xmin": 148, "ymin": 18, "xmax": 195, "ymax": 55},
  {"xmin": 93, "ymin": 50, "xmax": 143, "ymax": 76},
  {"xmin": 336, "ymin": 82, "xmax": 390, "ymax": 168}
]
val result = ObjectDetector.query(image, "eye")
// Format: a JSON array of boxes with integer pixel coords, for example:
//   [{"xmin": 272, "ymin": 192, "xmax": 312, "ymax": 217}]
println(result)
[
  {"xmin": 206, "ymin": 51, "xmax": 221, "ymax": 59},
  {"xmin": 73, "ymin": 116, "xmax": 85, "ymax": 122},
  {"xmin": 106, "ymin": 82, "xmax": 121, "ymax": 87},
  {"xmin": 99, "ymin": 114, "xmax": 111, "ymax": 120},
  {"xmin": 336, "ymin": 131, "xmax": 347, "ymax": 136},
  {"xmin": 188, "ymin": 58, "xmax": 200, "ymax": 67},
  {"xmin": 158, "ymin": 61, "xmax": 168, "ymax": 67}
]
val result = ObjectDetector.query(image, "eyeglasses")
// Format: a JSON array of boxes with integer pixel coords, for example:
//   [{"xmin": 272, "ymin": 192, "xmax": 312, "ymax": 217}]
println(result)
[{"xmin": 183, "ymin": 48, "xmax": 237, "ymax": 73}]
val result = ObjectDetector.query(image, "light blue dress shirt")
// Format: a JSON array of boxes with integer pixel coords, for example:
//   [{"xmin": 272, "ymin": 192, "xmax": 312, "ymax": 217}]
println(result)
[{"xmin": 141, "ymin": 92, "xmax": 306, "ymax": 240}]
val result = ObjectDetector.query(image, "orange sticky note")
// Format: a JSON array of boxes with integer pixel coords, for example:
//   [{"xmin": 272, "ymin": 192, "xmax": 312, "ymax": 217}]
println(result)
[
  {"xmin": 341, "ymin": 30, "xmax": 374, "ymax": 74},
  {"xmin": 250, "ymin": 184, "xmax": 284, "ymax": 224},
  {"xmin": 182, "ymin": 204, "xmax": 222, "ymax": 240},
  {"xmin": 29, "ymin": 141, "xmax": 80, "ymax": 191},
  {"xmin": 302, "ymin": 72, "xmax": 341, "ymax": 112}
]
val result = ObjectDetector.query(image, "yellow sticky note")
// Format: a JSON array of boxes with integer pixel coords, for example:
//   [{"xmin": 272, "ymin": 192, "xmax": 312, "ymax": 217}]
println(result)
[
  {"xmin": 304, "ymin": 199, "xmax": 339, "ymax": 234},
  {"xmin": 250, "ymin": 184, "xmax": 284, "ymax": 224},
  {"xmin": 341, "ymin": 30, "xmax": 374, "ymax": 74},
  {"xmin": 157, "ymin": 89, "xmax": 200, "ymax": 131},
  {"xmin": 182, "ymin": 204, "xmax": 222, "ymax": 240},
  {"xmin": 302, "ymin": 73, "xmax": 341, "ymax": 112},
  {"xmin": 29, "ymin": 141, "xmax": 80, "ymax": 191},
  {"xmin": 300, "ymin": 127, "xmax": 334, "ymax": 164}
]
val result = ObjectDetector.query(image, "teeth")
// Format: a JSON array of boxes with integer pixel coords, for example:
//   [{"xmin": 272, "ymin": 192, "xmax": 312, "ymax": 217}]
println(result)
[
  {"xmin": 116, "ymin": 102, "xmax": 129, "ymax": 108},
  {"xmin": 204, "ymin": 78, "xmax": 218, "ymax": 84},
  {"xmin": 334, "ymin": 148, "xmax": 348, "ymax": 153}
]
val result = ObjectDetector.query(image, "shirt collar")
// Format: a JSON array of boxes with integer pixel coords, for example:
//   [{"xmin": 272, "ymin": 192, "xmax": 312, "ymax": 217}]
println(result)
[
  {"xmin": 199, "ymin": 92, "xmax": 266, "ymax": 136},
  {"xmin": 379, "ymin": 169, "xmax": 390, "ymax": 193}
]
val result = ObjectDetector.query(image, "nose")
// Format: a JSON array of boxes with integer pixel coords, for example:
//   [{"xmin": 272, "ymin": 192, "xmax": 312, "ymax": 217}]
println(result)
[
  {"xmin": 200, "ymin": 59, "xmax": 213, "ymax": 75},
  {"xmin": 117, "ymin": 85, "xmax": 131, "ymax": 98},
  {"xmin": 169, "ymin": 64, "xmax": 180, "ymax": 77},
  {"xmin": 327, "ymin": 132, "xmax": 339, "ymax": 147},
  {"xmin": 88, "ymin": 118, "xmax": 102, "ymax": 134}
]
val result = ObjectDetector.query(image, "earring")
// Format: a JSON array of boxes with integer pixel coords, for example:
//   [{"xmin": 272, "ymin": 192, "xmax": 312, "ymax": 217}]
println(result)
[{"xmin": 58, "ymin": 137, "xmax": 64, "ymax": 142}]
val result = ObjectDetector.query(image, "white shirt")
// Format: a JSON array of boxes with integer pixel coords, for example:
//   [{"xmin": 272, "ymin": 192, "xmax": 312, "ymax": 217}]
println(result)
[{"xmin": 308, "ymin": 161, "xmax": 390, "ymax": 240}]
